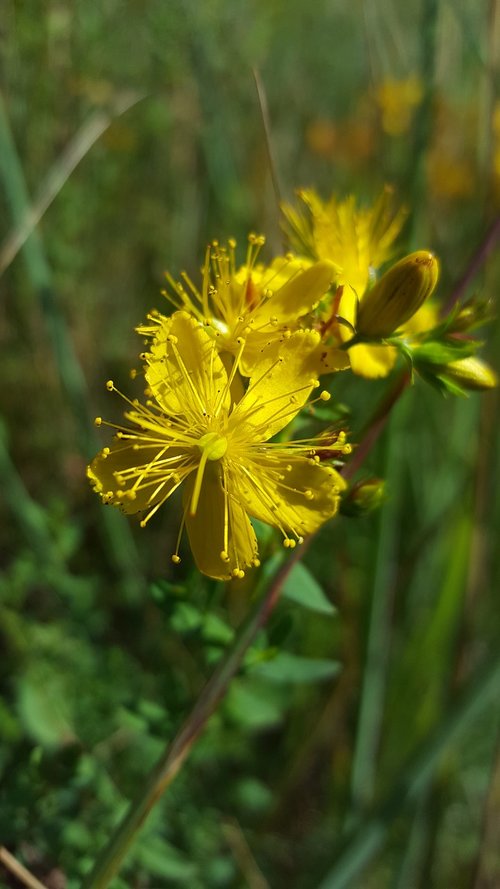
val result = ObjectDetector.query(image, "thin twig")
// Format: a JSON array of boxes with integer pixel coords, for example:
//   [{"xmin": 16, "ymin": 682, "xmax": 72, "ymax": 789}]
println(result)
[
  {"xmin": 0, "ymin": 847, "xmax": 48, "ymax": 889},
  {"xmin": 342, "ymin": 371, "xmax": 410, "ymax": 480},
  {"xmin": 0, "ymin": 90, "xmax": 146, "ymax": 276},
  {"xmin": 444, "ymin": 214, "xmax": 500, "ymax": 312},
  {"xmin": 222, "ymin": 818, "xmax": 271, "ymax": 889},
  {"xmin": 252, "ymin": 68, "xmax": 282, "ymax": 212}
]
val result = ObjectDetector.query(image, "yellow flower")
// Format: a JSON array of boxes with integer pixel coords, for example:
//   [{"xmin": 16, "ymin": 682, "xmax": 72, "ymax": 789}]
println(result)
[
  {"xmin": 88, "ymin": 312, "xmax": 348, "ymax": 580},
  {"xmin": 282, "ymin": 186, "xmax": 406, "ymax": 297},
  {"xmin": 138, "ymin": 236, "xmax": 336, "ymax": 377},
  {"xmin": 374, "ymin": 76, "xmax": 423, "ymax": 137}
]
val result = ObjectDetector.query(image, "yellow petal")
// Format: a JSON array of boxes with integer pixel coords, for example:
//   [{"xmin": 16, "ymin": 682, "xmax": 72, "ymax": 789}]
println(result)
[
  {"xmin": 318, "ymin": 345, "xmax": 351, "ymax": 374},
  {"xmin": 336, "ymin": 286, "xmax": 358, "ymax": 340},
  {"xmin": 238, "ymin": 455, "xmax": 346, "ymax": 537},
  {"xmin": 228, "ymin": 329, "xmax": 322, "ymax": 441},
  {"xmin": 87, "ymin": 442, "xmax": 188, "ymax": 515},
  {"xmin": 183, "ymin": 463, "xmax": 258, "ymax": 580},
  {"xmin": 348, "ymin": 342, "xmax": 398, "ymax": 379},
  {"xmin": 145, "ymin": 311, "xmax": 229, "ymax": 416},
  {"xmin": 401, "ymin": 300, "xmax": 439, "ymax": 335},
  {"xmin": 249, "ymin": 260, "xmax": 336, "ymax": 328}
]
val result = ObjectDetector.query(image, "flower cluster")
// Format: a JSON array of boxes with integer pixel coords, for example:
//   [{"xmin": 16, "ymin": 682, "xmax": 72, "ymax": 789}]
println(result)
[{"xmin": 88, "ymin": 188, "xmax": 496, "ymax": 579}]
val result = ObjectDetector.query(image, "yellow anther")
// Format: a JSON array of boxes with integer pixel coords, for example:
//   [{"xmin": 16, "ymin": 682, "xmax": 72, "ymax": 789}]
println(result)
[
  {"xmin": 304, "ymin": 489, "xmax": 314, "ymax": 500},
  {"xmin": 220, "ymin": 550, "xmax": 230, "ymax": 562},
  {"xmin": 106, "ymin": 380, "xmax": 114, "ymax": 391},
  {"xmin": 171, "ymin": 554, "xmax": 181, "ymax": 564},
  {"xmin": 167, "ymin": 334, "xmax": 178, "ymax": 344},
  {"xmin": 94, "ymin": 417, "xmax": 102, "ymax": 426},
  {"xmin": 130, "ymin": 369, "xmax": 137, "ymax": 380},
  {"xmin": 140, "ymin": 519, "xmax": 147, "ymax": 528},
  {"xmin": 251, "ymin": 558, "xmax": 261, "ymax": 567},
  {"xmin": 126, "ymin": 490, "xmax": 136, "ymax": 500},
  {"xmin": 231, "ymin": 567, "xmax": 244, "ymax": 578},
  {"xmin": 320, "ymin": 390, "xmax": 331, "ymax": 401}
]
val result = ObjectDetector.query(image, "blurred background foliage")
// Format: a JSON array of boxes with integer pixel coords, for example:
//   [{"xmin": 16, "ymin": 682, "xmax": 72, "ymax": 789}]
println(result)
[{"xmin": 1, "ymin": 0, "xmax": 500, "ymax": 887}]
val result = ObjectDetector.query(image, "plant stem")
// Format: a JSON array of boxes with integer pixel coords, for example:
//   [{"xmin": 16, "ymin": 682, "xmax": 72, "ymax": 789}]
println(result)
[
  {"xmin": 444, "ymin": 214, "xmax": 500, "ymax": 312},
  {"xmin": 82, "ymin": 547, "xmax": 305, "ymax": 889}
]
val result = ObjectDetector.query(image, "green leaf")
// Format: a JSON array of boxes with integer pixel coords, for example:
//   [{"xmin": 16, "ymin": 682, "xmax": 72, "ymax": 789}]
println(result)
[
  {"xmin": 170, "ymin": 602, "xmax": 203, "ymax": 634},
  {"xmin": 134, "ymin": 836, "xmax": 198, "ymax": 882},
  {"xmin": 224, "ymin": 678, "xmax": 285, "ymax": 728},
  {"xmin": 251, "ymin": 652, "xmax": 341, "ymax": 684},
  {"xmin": 282, "ymin": 562, "xmax": 337, "ymax": 615},
  {"xmin": 413, "ymin": 339, "xmax": 478, "ymax": 365},
  {"xmin": 201, "ymin": 612, "xmax": 234, "ymax": 645},
  {"xmin": 16, "ymin": 672, "xmax": 74, "ymax": 748}
]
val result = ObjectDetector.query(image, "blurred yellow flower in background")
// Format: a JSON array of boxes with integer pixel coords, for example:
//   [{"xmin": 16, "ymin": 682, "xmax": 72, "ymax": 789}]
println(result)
[
  {"xmin": 375, "ymin": 75, "xmax": 423, "ymax": 136},
  {"xmin": 282, "ymin": 187, "xmax": 406, "ymax": 298},
  {"xmin": 282, "ymin": 188, "xmax": 439, "ymax": 378}
]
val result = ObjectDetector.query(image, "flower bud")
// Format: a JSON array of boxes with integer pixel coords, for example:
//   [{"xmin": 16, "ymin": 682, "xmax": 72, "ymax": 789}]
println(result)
[
  {"xmin": 437, "ymin": 357, "xmax": 498, "ymax": 391},
  {"xmin": 340, "ymin": 478, "xmax": 386, "ymax": 517},
  {"xmin": 356, "ymin": 251, "xmax": 439, "ymax": 338}
]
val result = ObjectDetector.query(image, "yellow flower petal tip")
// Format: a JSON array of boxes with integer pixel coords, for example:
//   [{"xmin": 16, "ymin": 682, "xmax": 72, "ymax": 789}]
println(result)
[{"xmin": 356, "ymin": 250, "xmax": 439, "ymax": 338}]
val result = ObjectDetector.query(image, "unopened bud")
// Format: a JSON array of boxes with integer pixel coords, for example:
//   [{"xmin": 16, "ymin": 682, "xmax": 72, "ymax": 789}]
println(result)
[
  {"xmin": 356, "ymin": 251, "xmax": 439, "ymax": 338},
  {"xmin": 437, "ymin": 357, "xmax": 498, "ymax": 391},
  {"xmin": 341, "ymin": 478, "xmax": 386, "ymax": 517}
]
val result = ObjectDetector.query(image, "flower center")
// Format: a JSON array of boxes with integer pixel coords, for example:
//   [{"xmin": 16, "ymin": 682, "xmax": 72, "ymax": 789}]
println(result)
[{"xmin": 197, "ymin": 432, "xmax": 228, "ymax": 461}]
